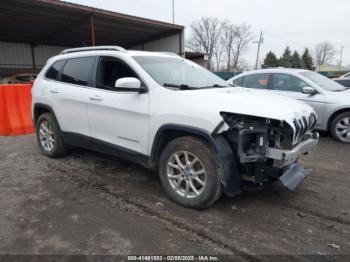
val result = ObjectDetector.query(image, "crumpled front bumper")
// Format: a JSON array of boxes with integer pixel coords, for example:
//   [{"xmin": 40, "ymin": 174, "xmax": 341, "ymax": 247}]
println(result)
[
  {"xmin": 266, "ymin": 132, "xmax": 319, "ymax": 190},
  {"xmin": 266, "ymin": 132, "xmax": 319, "ymax": 167}
]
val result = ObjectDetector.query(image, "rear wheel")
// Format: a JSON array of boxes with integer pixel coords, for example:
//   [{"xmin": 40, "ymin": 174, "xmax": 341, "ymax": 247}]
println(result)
[
  {"xmin": 159, "ymin": 136, "xmax": 222, "ymax": 209},
  {"xmin": 330, "ymin": 112, "xmax": 350, "ymax": 144},
  {"xmin": 36, "ymin": 113, "xmax": 69, "ymax": 157}
]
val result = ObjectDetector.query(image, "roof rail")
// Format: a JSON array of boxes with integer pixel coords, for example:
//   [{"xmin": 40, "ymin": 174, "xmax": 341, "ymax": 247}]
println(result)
[{"xmin": 60, "ymin": 46, "xmax": 126, "ymax": 55}]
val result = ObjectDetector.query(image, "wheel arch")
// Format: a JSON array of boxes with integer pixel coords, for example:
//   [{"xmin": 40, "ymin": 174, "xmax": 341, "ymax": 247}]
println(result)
[
  {"xmin": 149, "ymin": 124, "xmax": 218, "ymax": 169},
  {"xmin": 327, "ymin": 107, "xmax": 350, "ymax": 131},
  {"xmin": 33, "ymin": 103, "xmax": 60, "ymax": 129}
]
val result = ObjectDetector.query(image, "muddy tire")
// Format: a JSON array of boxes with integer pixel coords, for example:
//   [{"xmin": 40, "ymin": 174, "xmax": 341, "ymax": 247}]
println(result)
[
  {"xmin": 330, "ymin": 112, "xmax": 350, "ymax": 144},
  {"xmin": 159, "ymin": 136, "xmax": 223, "ymax": 209},
  {"xmin": 36, "ymin": 113, "xmax": 69, "ymax": 158}
]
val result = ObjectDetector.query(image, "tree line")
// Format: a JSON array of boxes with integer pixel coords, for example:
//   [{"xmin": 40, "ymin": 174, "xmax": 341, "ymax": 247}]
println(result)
[
  {"xmin": 262, "ymin": 47, "xmax": 314, "ymax": 69},
  {"xmin": 263, "ymin": 41, "xmax": 338, "ymax": 70},
  {"xmin": 187, "ymin": 16, "xmax": 341, "ymax": 72}
]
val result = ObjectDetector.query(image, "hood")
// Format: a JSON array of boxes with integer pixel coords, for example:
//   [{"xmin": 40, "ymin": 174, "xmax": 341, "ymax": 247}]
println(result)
[
  {"xmin": 184, "ymin": 87, "xmax": 316, "ymax": 128},
  {"xmin": 325, "ymin": 88, "xmax": 350, "ymax": 103}
]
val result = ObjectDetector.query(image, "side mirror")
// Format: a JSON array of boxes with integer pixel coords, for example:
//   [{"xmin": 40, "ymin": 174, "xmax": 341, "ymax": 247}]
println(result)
[
  {"xmin": 115, "ymin": 77, "xmax": 144, "ymax": 92},
  {"xmin": 302, "ymin": 86, "xmax": 317, "ymax": 95}
]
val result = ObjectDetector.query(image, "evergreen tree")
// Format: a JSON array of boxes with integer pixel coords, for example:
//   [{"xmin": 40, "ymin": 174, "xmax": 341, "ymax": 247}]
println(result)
[
  {"xmin": 301, "ymin": 48, "xmax": 314, "ymax": 70},
  {"xmin": 291, "ymin": 51, "xmax": 302, "ymax": 68},
  {"xmin": 279, "ymin": 46, "xmax": 292, "ymax": 68},
  {"xmin": 262, "ymin": 51, "xmax": 279, "ymax": 68}
]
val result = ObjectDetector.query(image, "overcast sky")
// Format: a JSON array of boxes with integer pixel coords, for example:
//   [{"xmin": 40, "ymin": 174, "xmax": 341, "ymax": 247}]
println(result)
[{"xmin": 66, "ymin": 0, "xmax": 350, "ymax": 68}]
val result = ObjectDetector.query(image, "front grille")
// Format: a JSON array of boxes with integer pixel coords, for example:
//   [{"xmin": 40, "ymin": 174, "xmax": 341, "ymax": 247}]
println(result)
[{"xmin": 293, "ymin": 113, "xmax": 316, "ymax": 144}]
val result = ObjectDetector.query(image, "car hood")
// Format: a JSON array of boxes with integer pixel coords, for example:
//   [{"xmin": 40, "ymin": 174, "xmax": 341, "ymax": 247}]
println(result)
[
  {"xmin": 325, "ymin": 88, "xmax": 350, "ymax": 102},
  {"xmin": 184, "ymin": 87, "xmax": 315, "ymax": 128}
]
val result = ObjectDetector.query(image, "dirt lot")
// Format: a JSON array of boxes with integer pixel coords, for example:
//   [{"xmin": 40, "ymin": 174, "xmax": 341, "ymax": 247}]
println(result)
[{"xmin": 0, "ymin": 133, "xmax": 349, "ymax": 259}]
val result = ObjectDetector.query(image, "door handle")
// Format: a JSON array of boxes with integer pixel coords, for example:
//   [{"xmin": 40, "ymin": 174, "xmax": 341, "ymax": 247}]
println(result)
[
  {"xmin": 50, "ymin": 88, "xmax": 60, "ymax": 94},
  {"xmin": 89, "ymin": 95, "xmax": 103, "ymax": 101}
]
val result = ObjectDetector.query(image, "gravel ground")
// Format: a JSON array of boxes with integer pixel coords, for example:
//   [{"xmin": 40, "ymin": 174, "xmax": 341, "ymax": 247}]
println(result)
[{"xmin": 0, "ymin": 133, "xmax": 349, "ymax": 259}]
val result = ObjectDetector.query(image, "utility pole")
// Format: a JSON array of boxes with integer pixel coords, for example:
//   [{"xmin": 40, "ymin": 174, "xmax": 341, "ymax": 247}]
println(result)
[
  {"xmin": 172, "ymin": 0, "xmax": 175, "ymax": 24},
  {"xmin": 254, "ymin": 31, "xmax": 263, "ymax": 70},
  {"xmin": 339, "ymin": 46, "xmax": 344, "ymax": 68}
]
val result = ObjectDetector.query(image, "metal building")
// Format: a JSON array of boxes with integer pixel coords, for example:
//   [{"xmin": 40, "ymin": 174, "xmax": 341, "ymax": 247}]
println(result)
[{"xmin": 0, "ymin": 0, "xmax": 185, "ymax": 83}]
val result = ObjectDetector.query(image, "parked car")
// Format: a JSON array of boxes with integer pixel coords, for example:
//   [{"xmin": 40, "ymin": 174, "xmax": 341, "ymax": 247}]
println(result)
[
  {"xmin": 228, "ymin": 69, "xmax": 350, "ymax": 143},
  {"xmin": 333, "ymin": 72, "xmax": 350, "ymax": 88},
  {"xmin": 32, "ymin": 47, "xmax": 318, "ymax": 208}
]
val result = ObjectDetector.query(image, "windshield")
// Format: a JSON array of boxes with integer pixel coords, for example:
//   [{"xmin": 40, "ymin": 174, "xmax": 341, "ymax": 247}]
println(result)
[
  {"xmin": 132, "ymin": 56, "xmax": 229, "ymax": 89},
  {"xmin": 300, "ymin": 71, "xmax": 346, "ymax": 91}
]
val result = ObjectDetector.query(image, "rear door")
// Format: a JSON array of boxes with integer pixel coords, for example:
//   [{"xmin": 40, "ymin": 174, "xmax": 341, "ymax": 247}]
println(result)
[
  {"xmin": 270, "ymin": 73, "xmax": 326, "ymax": 127},
  {"xmin": 45, "ymin": 57, "xmax": 94, "ymax": 136},
  {"xmin": 86, "ymin": 56, "xmax": 150, "ymax": 155}
]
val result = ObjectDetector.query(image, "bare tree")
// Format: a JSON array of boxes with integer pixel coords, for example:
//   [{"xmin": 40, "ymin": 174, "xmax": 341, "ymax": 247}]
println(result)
[
  {"xmin": 314, "ymin": 41, "xmax": 336, "ymax": 67},
  {"xmin": 232, "ymin": 23, "xmax": 254, "ymax": 71},
  {"xmin": 187, "ymin": 17, "xmax": 222, "ymax": 70},
  {"xmin": 214, "ymin": 43, "xmax": 225, "ymax": 71},
  {"xmin": 221, "ymin": 21, "xmax": 238, "ymax": 71}
]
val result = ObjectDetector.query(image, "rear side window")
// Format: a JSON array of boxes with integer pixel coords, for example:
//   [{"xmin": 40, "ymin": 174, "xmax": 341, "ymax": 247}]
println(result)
[
  {"xmin": 45, "ymin": 60, "xmax": 65, "ymax": 81},
  {"xmin": 242, "ymin": 74, "xmax": 269, "ymax": 89},
  {"xmin": 61, "ymin": 57, "xmax": 94, "ymax": 86}
]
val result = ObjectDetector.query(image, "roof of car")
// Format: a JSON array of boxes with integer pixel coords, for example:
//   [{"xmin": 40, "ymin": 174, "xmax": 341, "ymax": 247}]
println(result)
[{"xmin": 231, "ymin": 68, "xmax": 310, "ymax": 79}]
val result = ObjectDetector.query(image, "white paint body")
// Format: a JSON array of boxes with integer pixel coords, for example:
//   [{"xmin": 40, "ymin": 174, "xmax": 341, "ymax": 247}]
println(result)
[{"xmin": 32, "ymin": 50, "xmax": 316, "ymax": 156}]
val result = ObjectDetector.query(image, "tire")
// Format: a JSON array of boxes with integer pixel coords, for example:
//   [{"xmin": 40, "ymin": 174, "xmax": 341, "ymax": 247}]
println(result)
[
  {"xmin": 36, "ymin": 112, "xmax": 69, "ymax": 158},
  {"xmin": 330, "ymin": 112, "xmax": 350, "ymax": 144},
  {"xmin": 159, "ymin": 136, "xmax": 223, "ymax": 209}
]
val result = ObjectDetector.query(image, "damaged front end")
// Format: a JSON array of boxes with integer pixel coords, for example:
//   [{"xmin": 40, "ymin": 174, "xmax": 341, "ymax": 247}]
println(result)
[{"xmin": 213, "ymin": 112, "xmax": 319, "ymax": 195}]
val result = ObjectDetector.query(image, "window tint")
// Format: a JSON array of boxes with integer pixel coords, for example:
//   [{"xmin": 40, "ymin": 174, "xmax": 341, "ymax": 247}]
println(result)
[
  {"xmin": 97, "ymin": 57, "xmax": 138, "ymax": 90},
  {"xmin": 232, "ymin": 77, "xmax": 243, "ymax": 86},
  {"xmin": 61, "ymin": 57, "xmax": 94, "ymax": 86},
  {"xmin": 242, "ymin": 74, "xmax": 269, "ymax": 89},
  {"xmin": 271, "ymin": 73, "xmax": 309, "ymax": 92},
  {"xmin": 45, "ymin": 60, "xmax": 65, "ymax": 81}
]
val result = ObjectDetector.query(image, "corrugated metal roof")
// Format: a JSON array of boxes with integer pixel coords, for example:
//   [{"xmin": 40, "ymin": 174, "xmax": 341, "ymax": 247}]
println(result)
[{"xmin": 0, "ymin": 0, "xmax": 184, "ymax": 47}]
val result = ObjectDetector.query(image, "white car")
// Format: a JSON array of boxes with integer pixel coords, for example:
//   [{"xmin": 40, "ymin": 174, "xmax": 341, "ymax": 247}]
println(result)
[
  {"xmin": 32, "ymin": 46, "xmax": 318, "ymax": 208},
  {"xmin": 228, "ymin": 68, "xmax": 350, "ymax": 143}
]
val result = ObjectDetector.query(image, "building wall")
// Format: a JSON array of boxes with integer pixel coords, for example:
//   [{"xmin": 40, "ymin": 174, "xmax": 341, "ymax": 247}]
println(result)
[
  {"xmin": 130, "ymin": 32, "xmax": 183, "ymax": 55},
  {"xmin": 0, "ymin": 32, "xmax": 183, "ymax": 71},
  {"xmin": 0, "ymin": 41, "xmax": 69, "ymax": 69}
]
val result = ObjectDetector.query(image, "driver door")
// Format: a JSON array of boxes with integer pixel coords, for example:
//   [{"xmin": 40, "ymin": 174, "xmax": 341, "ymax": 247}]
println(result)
[
  {"xmin": 86, "ymin": 56, "xmax": 150, "ymax": 154},
  {"xmin": 270, "ymin": 73, "xmax": 326, "ymax": 128}
]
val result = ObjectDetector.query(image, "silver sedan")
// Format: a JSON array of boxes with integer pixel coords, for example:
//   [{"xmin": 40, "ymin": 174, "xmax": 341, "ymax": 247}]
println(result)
[{"xmin": 228, "ymin": 68, "xmax": 350, "ymax": 143}]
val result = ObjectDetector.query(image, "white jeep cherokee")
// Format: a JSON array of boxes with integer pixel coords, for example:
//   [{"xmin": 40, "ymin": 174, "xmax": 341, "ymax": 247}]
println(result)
[{"xmin": 32, "ymin": 46, "xmax": 319, "ymax": 209}]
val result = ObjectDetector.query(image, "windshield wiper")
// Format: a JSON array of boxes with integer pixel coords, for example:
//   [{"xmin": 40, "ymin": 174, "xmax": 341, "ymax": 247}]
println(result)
[
  {"xmin": 163, "ymin": 83, "xmax": 196, "ymax": 90},
  {"xmin": 199, "ymin": 84, "xmax": 232, "ymax": 89}
]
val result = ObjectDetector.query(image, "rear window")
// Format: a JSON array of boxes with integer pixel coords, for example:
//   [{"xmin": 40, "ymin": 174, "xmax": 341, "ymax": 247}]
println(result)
[
  {"xmin": 45, "ymin": 60, "xmax": 65, "ymax": 81},
  {"xmin": 61, "ymin": 57, "xmax": 94, "ymax": 86}
]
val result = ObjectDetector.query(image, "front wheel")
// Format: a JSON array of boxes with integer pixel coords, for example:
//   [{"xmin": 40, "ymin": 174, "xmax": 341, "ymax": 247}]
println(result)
[
  {"xmin": 159, "ymin": 136, "xmax": 223, "ymax": 209},
  {"xmin": 330, "ymin": 112, "xmax": 350, "ymax": 144}
]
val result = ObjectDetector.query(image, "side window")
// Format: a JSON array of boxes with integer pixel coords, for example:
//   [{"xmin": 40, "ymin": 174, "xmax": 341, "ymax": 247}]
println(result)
[
  {"xmin": 45, "ymin": 60, "xmax": 65, "ymax": 81},
  {"xmin": 61, "ymin": 57, "xmax": 94, "ymax": 86},
  {"xmin": 97, "ymin": 57, "xmax": 138, "ymax": 90},
  {"xmin": 271, "ymin": 73, "xmax": 309, "ymax": 92},
  {"xmin": 232, "ymin": 77, "xmax": 243, "ymax": 86},
  {"xmin": 242, "ymin": 74, "xmax": 269, "ymax": 89}
]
